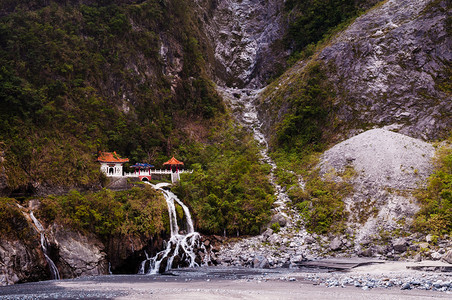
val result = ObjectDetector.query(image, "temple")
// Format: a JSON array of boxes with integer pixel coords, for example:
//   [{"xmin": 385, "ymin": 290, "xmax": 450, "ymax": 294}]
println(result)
[
  {"xmin": 163, "ymin": 156, "xmax": 184, "ymax": 183},
  {"xmin": 97, "ymin": 151, "xmax": 129, "ymax": 176},
  {"xmin": 98, "ymin": 152, "xmax": 190, "ymax": 183}
]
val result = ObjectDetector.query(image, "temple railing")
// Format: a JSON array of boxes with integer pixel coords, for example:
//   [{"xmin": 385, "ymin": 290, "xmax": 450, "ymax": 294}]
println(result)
[{"xmin": 107, "ymin": 169, "xmax": 193, "ymax": 178}]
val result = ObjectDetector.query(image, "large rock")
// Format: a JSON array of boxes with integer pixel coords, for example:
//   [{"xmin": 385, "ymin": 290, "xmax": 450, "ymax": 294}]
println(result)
[
  {"xmin": 271, "ymin": 213, "xmax": 288, "ymax": 227},
  {"xmin": 252, "ymin": 255, "xmax": 270, "ymax": 269},
  {"xmin": 330, "ymin": 237, "xmax": 343, "ymax": 251},
  {"xmin": 442, "ymin": 250, "xmax": 452, "ymax": 264},
  {"xmin": 52, "ymin": 225, "xmax": 108, "ymax": 277},
  {"xmin": 393, "ymin": 238, "xmax": 408, "ymax": 253},
  {"xmin": 0, "ymin": 239, "xmax": 48, "ymax": 286}
]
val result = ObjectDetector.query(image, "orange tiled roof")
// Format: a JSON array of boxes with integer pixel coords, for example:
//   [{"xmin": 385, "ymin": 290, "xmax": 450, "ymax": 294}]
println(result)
[
  {"xmin": 163, "ymin": 156, "xmax": 184, "ymax": 165},
  {"xmin": 97, "ymin": 151, "xmax": 129, "ymax": 163}
]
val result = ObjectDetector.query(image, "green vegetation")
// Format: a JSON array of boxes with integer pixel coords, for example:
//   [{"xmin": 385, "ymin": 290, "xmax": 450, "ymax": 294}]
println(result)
[
  {"xmin": 38, "ymin": 185, "xmax": 168, "ymax": 239},
  {"xmin": 283, "ymin": 0, "xmax": 382, "ymax": 65},
  {"xmin": 0, "ymin": 0, "xmax": 223, "ymax": 192},
  {"xmin": 274, "ymin": 61, "xmax": 334, "ymax": 154},
  {"xmin": 270, "ymin": 222, "xmax": 281, "ymax": 233},
  {"xmin": 173, "ymin": 120, "xmax": 274, "ymax": 236},
  {"xmin": 413, "ymin": 142, "xmax": 452, "ymax": 235},
  {"xmin": 291, "ymin": 168, "xmax": 354, "ymax": 235},
  {"xmin": 0, "ymin": 197, "xmax": 32, "ymax": 240},
  {"xmin": 285, "ymin": 0, "xmax": 360, "ymax": 53}
]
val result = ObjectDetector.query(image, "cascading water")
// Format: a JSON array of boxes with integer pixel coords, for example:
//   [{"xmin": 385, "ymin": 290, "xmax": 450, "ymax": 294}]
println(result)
[
  {"xmin": 217, "ymin": 87, "xmax": 304, "ymax": 225},
  {"xmin": 29, "ymin": 211, "xmax": 60, "ymax": 280},
  {"xmin": 139, "ymin": 182, "xmax": 210, "ymax": 274}
]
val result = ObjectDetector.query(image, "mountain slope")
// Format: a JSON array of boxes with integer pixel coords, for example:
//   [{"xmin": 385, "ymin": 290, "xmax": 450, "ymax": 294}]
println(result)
[
  {"xmin": 0, "ymin": 0, "xmax": 223, "ymax": 194},
  {"xmin": 260, "ymin": 0, "xmax": 451, "ymax": 152}
]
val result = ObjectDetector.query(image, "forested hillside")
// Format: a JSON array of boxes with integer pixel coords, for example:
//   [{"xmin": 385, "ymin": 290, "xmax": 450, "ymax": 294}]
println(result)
[
  {"xmin": 0, "ymin": 0, "xmax": 224, "ymax": 194},
  {"xmin": 0, "ymin": 0, "xmax": 277, "ymax": 239}
]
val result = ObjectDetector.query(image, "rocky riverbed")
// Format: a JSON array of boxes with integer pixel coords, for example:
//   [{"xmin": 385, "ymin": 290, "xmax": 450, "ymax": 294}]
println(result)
[{"xmin": 0, "ymin": 263, "xmax": 451, "ymax": 299}]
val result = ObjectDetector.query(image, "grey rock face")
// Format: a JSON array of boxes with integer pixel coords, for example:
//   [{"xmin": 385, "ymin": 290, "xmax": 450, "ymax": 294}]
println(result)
[
  {"xmin": 330, "ymin": 237, "xmax": 343, "ymax": 251},
  {"xmin": 393, "ymin": 238, "xmax": 408, "ymax": 253},
  {"xmin": 319, "ymin": 0, "xmax": 451, "ymax": 140},
  {"xmin": 52, "ymin": 225, "xmax": 108, "ymax": 277},
  {"xmin": 194, "ymin": 0, "xmax": 287, "ymax": 88},
  {"xmin": 0, "ymin": 240, "xmax": 48, "ymax": 286}
]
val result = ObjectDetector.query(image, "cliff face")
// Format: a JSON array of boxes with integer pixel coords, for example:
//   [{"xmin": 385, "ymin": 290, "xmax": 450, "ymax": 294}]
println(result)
[
  {"xmin": 194, "ymin": 0, "xmax": 287, "ymax": 88},
  {"xmin": 0, "ymin": 0, "xmax": 223, "ymax": 196},
  {"xmin": 319, "ymin": 0, "xmax": 451, "ymax": 140},
  {"xmin": 260, "ymin": 0, "xmax": 451, "ymax": 143},
  {"xmin": 0, "ymin": 201, "xmax": 164, "ymax": 285}
]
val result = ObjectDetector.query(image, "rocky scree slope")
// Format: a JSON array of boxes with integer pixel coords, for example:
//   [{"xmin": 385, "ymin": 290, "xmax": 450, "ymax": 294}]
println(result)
[
  {"xmin": 318, "ymin": 129, "xmax": 438, "ymax": 254},
  {"xmin": 220, "ymin": 0, "xmax": 451, "ymax": 266},
  {"xmin": 260, "ymin": 0, "xmax": 451, "ymax": 143},
  {"xmin": 219, "ymin": 129, "xmax": 451, "ymax": 266}
]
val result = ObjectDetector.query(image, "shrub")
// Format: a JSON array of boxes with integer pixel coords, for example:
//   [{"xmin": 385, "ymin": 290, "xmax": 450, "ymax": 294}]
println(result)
[
  {"xmin": 413, "ymin": 143, "xmax": 452, "ymax": 235},
  {"xmin": 38, "ymin": 185, "xmax": 168, "ymax": 239},
  {"xmin": 295, "ymin": 169, "xmax": 352, "ymax": 234}
]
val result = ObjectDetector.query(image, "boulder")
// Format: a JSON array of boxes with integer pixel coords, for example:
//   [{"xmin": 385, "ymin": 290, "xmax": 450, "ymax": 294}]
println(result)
[
  {"xmin": 52, "ymin": 225, "xmax": 108, "ymax": 277},
  {"xmin": 329, "ymin": 237, "xmax": 343, "ymax": 251},
  {"xmin": 441, "ymin": 250, "xmax": 452, "ymax": 264},
  {"xmin": 430, "ymin": 252, "xmax": 442, "ymax": 260},
  {"xmin": 304, "ymin": 236, "xmax": 315, "ymax": 244},
  {"xmin": 252, "ymin": 255, "xmax": 270, "ymax": 269},
  {"xmin": 393, "ymin": 238, "xmax": 408, "ymax": 253},
  {"xmin": 271, "ymin": 213, "xmax": 287, "ymax": 227},
  {"xmin": 360, "ymin": 248, "xmax": 374, "ymax": 257},
  {"xmin": 262, "ymin": 228, "xmax": 273, "ymax": 240}
]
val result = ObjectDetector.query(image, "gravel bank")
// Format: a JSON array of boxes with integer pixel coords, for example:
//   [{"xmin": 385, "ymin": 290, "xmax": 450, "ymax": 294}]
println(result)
[{"xmin": 0, "ymin": 264, "xmax": 450, "ymax": 299}]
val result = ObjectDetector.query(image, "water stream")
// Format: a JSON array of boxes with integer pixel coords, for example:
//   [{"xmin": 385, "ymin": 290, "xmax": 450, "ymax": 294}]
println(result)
[
  {"xmin": 29, "ymin": 211, "xmax": 60, "ymax": 280},
  {"xmin": 139, "ymin": 182, "xmax": 209, "ymax": 274},
  {"xmin": 217, "ymin": 87, "xmax": 303, "ymax": 225}
]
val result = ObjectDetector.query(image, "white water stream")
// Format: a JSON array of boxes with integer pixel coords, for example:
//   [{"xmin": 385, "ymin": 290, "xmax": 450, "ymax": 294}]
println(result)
[
  {"xmin": 29, "ymin": 211, "xmax": 60, "ymax": 280},
  {"xmin": 139, "ymin": 182, "xmax": 209, "ymax": 274},
  {"xmin": 217, "ymin": 87, "xmax": 304, "ymax": 225}
]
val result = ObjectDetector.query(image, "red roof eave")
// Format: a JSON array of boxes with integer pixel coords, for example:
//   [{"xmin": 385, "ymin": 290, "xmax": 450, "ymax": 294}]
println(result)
[
  {"xmin": 163, "ymin": 156, "xmax": 184, "ymax": 165},
  {"xmin": 97, "ymin": 151, "xmax": 129, "ymax": 163}
]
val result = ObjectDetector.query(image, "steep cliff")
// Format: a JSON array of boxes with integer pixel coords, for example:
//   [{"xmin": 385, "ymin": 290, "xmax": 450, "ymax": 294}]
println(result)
[
  {"xmin": 0, "ymin": 0, "xmax": 223, "ymax": 195},
  {"xmin": 254, "ymin": 0, "xmax": 451, "ymax": 257},
  {"xmin": 261, "ymin": 0, "xmax": 451, "ymax": 145},
  {"xmin": 194, "ymin": 0, "xmax": 287, "ymax": 88}
]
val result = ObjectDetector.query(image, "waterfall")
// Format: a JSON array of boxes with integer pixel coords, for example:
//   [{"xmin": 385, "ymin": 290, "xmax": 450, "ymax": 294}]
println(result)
[
  {"xmin": 217, "ymin": 87, "xmax": 304, "ymax": 224},
  {"xmin": 29, "ymin": 211, "xmax": 60, "ymax": 280},
  {"xmin": 139, "ymin": 182, "xmax": 210, "ymax": 274}
]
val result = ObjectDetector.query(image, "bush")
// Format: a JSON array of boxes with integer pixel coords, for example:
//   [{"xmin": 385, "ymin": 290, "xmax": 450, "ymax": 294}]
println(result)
[
  {"xmin": 413, "ymin": 144, "xmax": 452, "ymax": 235},
  {"xmin": 38, "ymin": 185, "xmax": 168, "ymax": 239},
  {"xmin": 173, "ymin": 121, "xmax": 274, "ymax": 236},
  {"xmin": 295, "ymin": 170, "xmax": 352, "ymax": 234},
  {"xmin": 0, "ymin": 197, "xmax": 31, "ymax": 240},
  {"xmin": 270, "ymin": 222, "xmax": 281, "ymax": 233}
]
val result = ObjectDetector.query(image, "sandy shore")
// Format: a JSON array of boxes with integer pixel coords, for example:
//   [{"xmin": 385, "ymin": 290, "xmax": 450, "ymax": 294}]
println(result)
[{"xmin": 0, "ymin": 262, "xmax": 450, "ymax": 299}]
